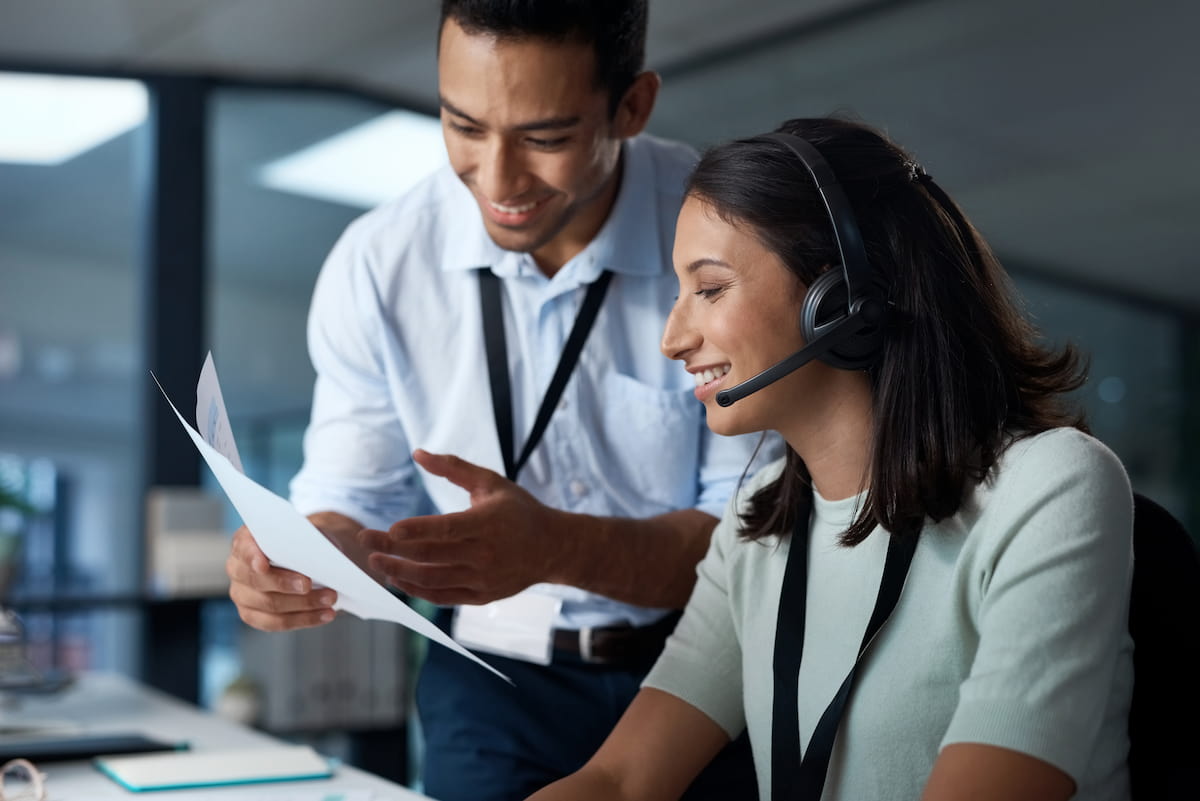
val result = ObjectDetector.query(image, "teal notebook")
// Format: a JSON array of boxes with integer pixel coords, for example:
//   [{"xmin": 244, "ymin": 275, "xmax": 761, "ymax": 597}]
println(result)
[{"xmin": 94, "ymin": 744, "xmax": 333, "ymax": 792}]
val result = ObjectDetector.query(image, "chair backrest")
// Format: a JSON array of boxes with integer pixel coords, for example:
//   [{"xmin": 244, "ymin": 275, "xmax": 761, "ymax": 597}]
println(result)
[{"xmin": 1128, "ymin": 492, "xmax": 1200, "ymax": 800}]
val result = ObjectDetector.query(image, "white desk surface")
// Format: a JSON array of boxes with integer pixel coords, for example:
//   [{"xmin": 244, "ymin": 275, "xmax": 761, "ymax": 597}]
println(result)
[{"xmin": 0, "ymin": 672, "xmax": 433, "ymax": 800}]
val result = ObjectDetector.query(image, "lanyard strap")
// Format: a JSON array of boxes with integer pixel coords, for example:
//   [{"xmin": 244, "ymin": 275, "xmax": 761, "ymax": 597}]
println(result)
[
  {"xmin": 478, "ymin": 268, "xmax": 614, "ymax": 482},
  {"xmin": 771, "ymin": 499, "xmax": 918, "ymax": 801}
]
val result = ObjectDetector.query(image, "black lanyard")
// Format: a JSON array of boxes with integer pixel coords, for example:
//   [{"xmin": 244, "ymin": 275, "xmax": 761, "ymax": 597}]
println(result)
[
  {"xmin": 478, "ymin": 268, "xmax": 614, "ymax": 482},
  {"xmin": 772, "ymin": 497, "xmax": 918, "ymax": 801}
]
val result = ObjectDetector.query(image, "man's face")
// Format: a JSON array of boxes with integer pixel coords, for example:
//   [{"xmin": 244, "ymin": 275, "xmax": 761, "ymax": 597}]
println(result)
[{"xmin": 437, "ymin": 18, "xmax": 626, "ymax": 272}]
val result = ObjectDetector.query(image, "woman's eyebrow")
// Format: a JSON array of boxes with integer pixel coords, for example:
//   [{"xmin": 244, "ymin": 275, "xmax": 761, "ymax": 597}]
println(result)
[{"xmin": 684, "ymin": 257, "xmax": 733, "ymax": 274}]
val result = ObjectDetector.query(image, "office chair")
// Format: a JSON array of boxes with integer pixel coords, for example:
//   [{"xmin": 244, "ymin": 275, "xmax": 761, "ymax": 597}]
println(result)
[{"xmin": 1127, "ymin": 492, "xmax": 1200, "ymax": 800}]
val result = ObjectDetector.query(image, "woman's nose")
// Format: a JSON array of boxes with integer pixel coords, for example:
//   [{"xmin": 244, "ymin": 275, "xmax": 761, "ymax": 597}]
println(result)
[{"xmin": 661, "ymin": 302, "xmax": 698, "ymax": 361}]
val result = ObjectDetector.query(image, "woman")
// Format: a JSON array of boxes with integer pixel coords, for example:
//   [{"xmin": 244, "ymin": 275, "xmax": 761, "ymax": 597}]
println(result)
[{"xmin": 526, "ymin": 116, "xmax": 1133, "ymax": 801}]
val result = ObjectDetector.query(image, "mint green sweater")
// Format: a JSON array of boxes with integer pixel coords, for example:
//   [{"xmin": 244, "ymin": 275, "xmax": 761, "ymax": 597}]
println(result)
[{"xmin": 645, "ymin": 428, "xmax": 1134, "ymax": 800}]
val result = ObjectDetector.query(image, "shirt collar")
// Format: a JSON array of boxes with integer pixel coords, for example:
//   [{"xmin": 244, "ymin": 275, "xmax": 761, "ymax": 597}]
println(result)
[{"xmin": 442, "ymin": 136, "xmax": 666, "ymax": 285}]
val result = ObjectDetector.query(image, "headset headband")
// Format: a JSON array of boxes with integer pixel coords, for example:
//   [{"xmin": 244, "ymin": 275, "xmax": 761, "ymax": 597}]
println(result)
[{"xmin": 761, "ymin": 132, "xmax": 874, "ymax": 307}]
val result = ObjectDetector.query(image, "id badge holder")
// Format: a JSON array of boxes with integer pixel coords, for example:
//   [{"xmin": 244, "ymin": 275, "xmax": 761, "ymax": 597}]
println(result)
[{"xmin": 452, "ymin": 590, "xmax": 562, "ymax": 665}]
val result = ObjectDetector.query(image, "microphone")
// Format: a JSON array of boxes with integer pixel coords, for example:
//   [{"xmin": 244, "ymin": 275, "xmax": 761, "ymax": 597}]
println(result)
[{"xmin": 715, "ymin": 307, "xmax": 872, "ymax": 407}]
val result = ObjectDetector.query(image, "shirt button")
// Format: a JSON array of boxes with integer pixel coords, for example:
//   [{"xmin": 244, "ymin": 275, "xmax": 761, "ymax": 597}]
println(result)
[{"xmin": 569, "ymin": 480, "xmax": 588, "ymax": 498}]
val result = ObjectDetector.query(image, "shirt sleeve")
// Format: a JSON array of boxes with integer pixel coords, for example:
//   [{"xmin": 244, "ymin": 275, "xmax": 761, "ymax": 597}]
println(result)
[
  {"xmin": 694, "ymin": 425, "xmax": 785, "ymax": 519},
  {"xmin": 643, "ymin": 489, "xmax": 749, "ymax": 738},
  {"xmin": 288, "ymin": 222, "xmax": 425, "ymax": 531},
  {"xmin": 941, "ymin": 429, "xmax": 1134, "ymax": 782}
]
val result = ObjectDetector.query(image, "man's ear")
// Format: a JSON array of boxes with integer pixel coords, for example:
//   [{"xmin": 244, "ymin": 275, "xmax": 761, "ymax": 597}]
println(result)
[{"xmin": 613, "ymin": 71, "xmax": 661, "ymax": 138}]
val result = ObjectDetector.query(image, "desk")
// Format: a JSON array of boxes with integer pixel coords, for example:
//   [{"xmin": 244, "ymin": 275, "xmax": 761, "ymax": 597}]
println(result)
[{"xmin": 0, "ymin": 672, "xmax": 433, "ymax": 800}]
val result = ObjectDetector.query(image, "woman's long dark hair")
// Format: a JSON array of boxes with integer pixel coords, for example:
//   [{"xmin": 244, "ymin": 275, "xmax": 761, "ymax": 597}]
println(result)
[{"xmin": 688, "ymin": 117, "xmax": 1088, "ymax": 544}]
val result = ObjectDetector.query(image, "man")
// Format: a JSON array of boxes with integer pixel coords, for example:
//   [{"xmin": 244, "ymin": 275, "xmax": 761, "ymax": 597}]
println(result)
[{"xmin": 224, "ymin": 2, "xmax": 775, "ymax": 799}]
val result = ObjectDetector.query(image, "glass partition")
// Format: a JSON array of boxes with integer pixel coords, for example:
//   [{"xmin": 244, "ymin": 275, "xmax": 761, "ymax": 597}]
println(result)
[
  {"xmin": 1014, "ymin": 274, "xmax": 1188, "ymax": 522},
  {"xmin": 0, "ymin": 72, "xmax": 149, "ymax": 679}
]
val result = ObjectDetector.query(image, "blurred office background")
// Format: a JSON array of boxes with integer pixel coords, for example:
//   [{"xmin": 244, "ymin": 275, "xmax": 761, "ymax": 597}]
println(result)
[{"xmin": 0, "ymin": 0, "xmax": 1195, "ymax": 788}]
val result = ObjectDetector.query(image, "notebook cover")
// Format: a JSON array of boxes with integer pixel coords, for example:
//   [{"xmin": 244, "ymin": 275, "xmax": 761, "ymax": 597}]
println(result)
[{"xmin": 94, "ymin": 744, "xmax": 333, "ymax": 792}]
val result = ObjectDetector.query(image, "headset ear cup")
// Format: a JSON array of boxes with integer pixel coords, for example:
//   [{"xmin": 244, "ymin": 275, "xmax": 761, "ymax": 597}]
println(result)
[
  {"xmin": 800, "ymin": 268, "xmax": 849, "ymax": 344},
  {"xmin": 800, "ymin": 268, "xmax": 885, "ymax": 370}
]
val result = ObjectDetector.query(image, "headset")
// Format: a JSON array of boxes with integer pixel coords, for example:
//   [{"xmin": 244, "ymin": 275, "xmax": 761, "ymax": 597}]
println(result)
[{"xmin": 715, "ymin": 132, "xmax": 890, "ymax": 407}]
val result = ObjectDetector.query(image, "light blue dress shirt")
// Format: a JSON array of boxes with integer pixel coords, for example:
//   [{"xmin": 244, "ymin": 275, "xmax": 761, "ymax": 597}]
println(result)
[{"xmin": 289, "ymin": 134, "xmax": 778, "ymax": 628}]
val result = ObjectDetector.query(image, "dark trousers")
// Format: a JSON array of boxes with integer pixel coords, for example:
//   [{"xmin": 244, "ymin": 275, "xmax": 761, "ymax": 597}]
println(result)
[{"xmin": 416, "ymin": 611, "xmax": 757, "ymax": 801}]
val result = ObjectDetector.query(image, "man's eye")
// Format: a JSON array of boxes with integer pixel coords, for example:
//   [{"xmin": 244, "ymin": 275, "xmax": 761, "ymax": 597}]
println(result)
[
  {"xmin": 449, "ymin": 121, "xmax": 481, "ymax": 136},
  {"xmin": 527, "ymin": 136, "xmax": 569, "ymax": 149}
]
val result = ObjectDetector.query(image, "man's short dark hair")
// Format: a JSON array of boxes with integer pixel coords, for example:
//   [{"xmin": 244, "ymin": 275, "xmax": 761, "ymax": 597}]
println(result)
[{"xmin": 440, "ymin": 0, "xmax": 648, "ymax": 115}]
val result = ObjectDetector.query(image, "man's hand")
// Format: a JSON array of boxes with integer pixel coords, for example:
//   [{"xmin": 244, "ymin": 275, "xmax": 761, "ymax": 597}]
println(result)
[
  {"xmin": 226, "ymin": 524, "xmax": 338, "ymax": 631},
  {"xmin": 357, "ymin": 449, "xmax": 560, "ymax": 606}
]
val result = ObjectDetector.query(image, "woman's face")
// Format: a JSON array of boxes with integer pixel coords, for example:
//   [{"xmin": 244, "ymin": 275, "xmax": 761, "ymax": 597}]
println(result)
[{"xmin": 662, "ymin": 196, "xmax": 811, "ymax": 437}]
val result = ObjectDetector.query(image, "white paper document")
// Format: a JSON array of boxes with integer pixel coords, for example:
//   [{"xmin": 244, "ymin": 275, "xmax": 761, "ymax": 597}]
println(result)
[
  {"xmin": 195, "ymin": 351, "xmax": 244, "ymax": 473},
  {"xmin": 154, "ymin": 356, "xmax": 509, "ymax": 683}
]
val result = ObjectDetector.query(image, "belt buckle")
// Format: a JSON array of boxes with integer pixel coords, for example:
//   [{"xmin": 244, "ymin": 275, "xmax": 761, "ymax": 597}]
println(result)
[{"xmin": 578, "ymin": 626, "xmax": 594, "ymax": 663}]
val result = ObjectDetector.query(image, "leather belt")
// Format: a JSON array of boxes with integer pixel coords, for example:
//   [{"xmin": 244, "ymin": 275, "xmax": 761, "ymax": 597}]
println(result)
[{"xmin": 551, "ymin": 613, "xmax": 681, "ymax": 667}]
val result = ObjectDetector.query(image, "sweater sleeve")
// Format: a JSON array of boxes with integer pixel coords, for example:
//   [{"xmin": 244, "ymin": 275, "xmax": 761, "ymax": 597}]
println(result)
[{"xmin": 941, "ymin": 428, "xmax": 1134, "ymax": 782}]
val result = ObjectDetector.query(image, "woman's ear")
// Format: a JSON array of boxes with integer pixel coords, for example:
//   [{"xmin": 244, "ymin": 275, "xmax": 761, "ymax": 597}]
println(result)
[{"xmin": 613, "ymin": 71, "xmax": 661, "ymax": 138}]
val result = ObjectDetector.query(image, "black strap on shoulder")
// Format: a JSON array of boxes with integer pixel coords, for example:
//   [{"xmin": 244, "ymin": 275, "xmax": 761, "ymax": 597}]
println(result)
[
  {"xmin": 772, "ymin": 503, "xmax": 918, "ymax": 801},
  {"xmin": 478, "ymin": 268, "xmax": 614, "ymax": 482}
]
